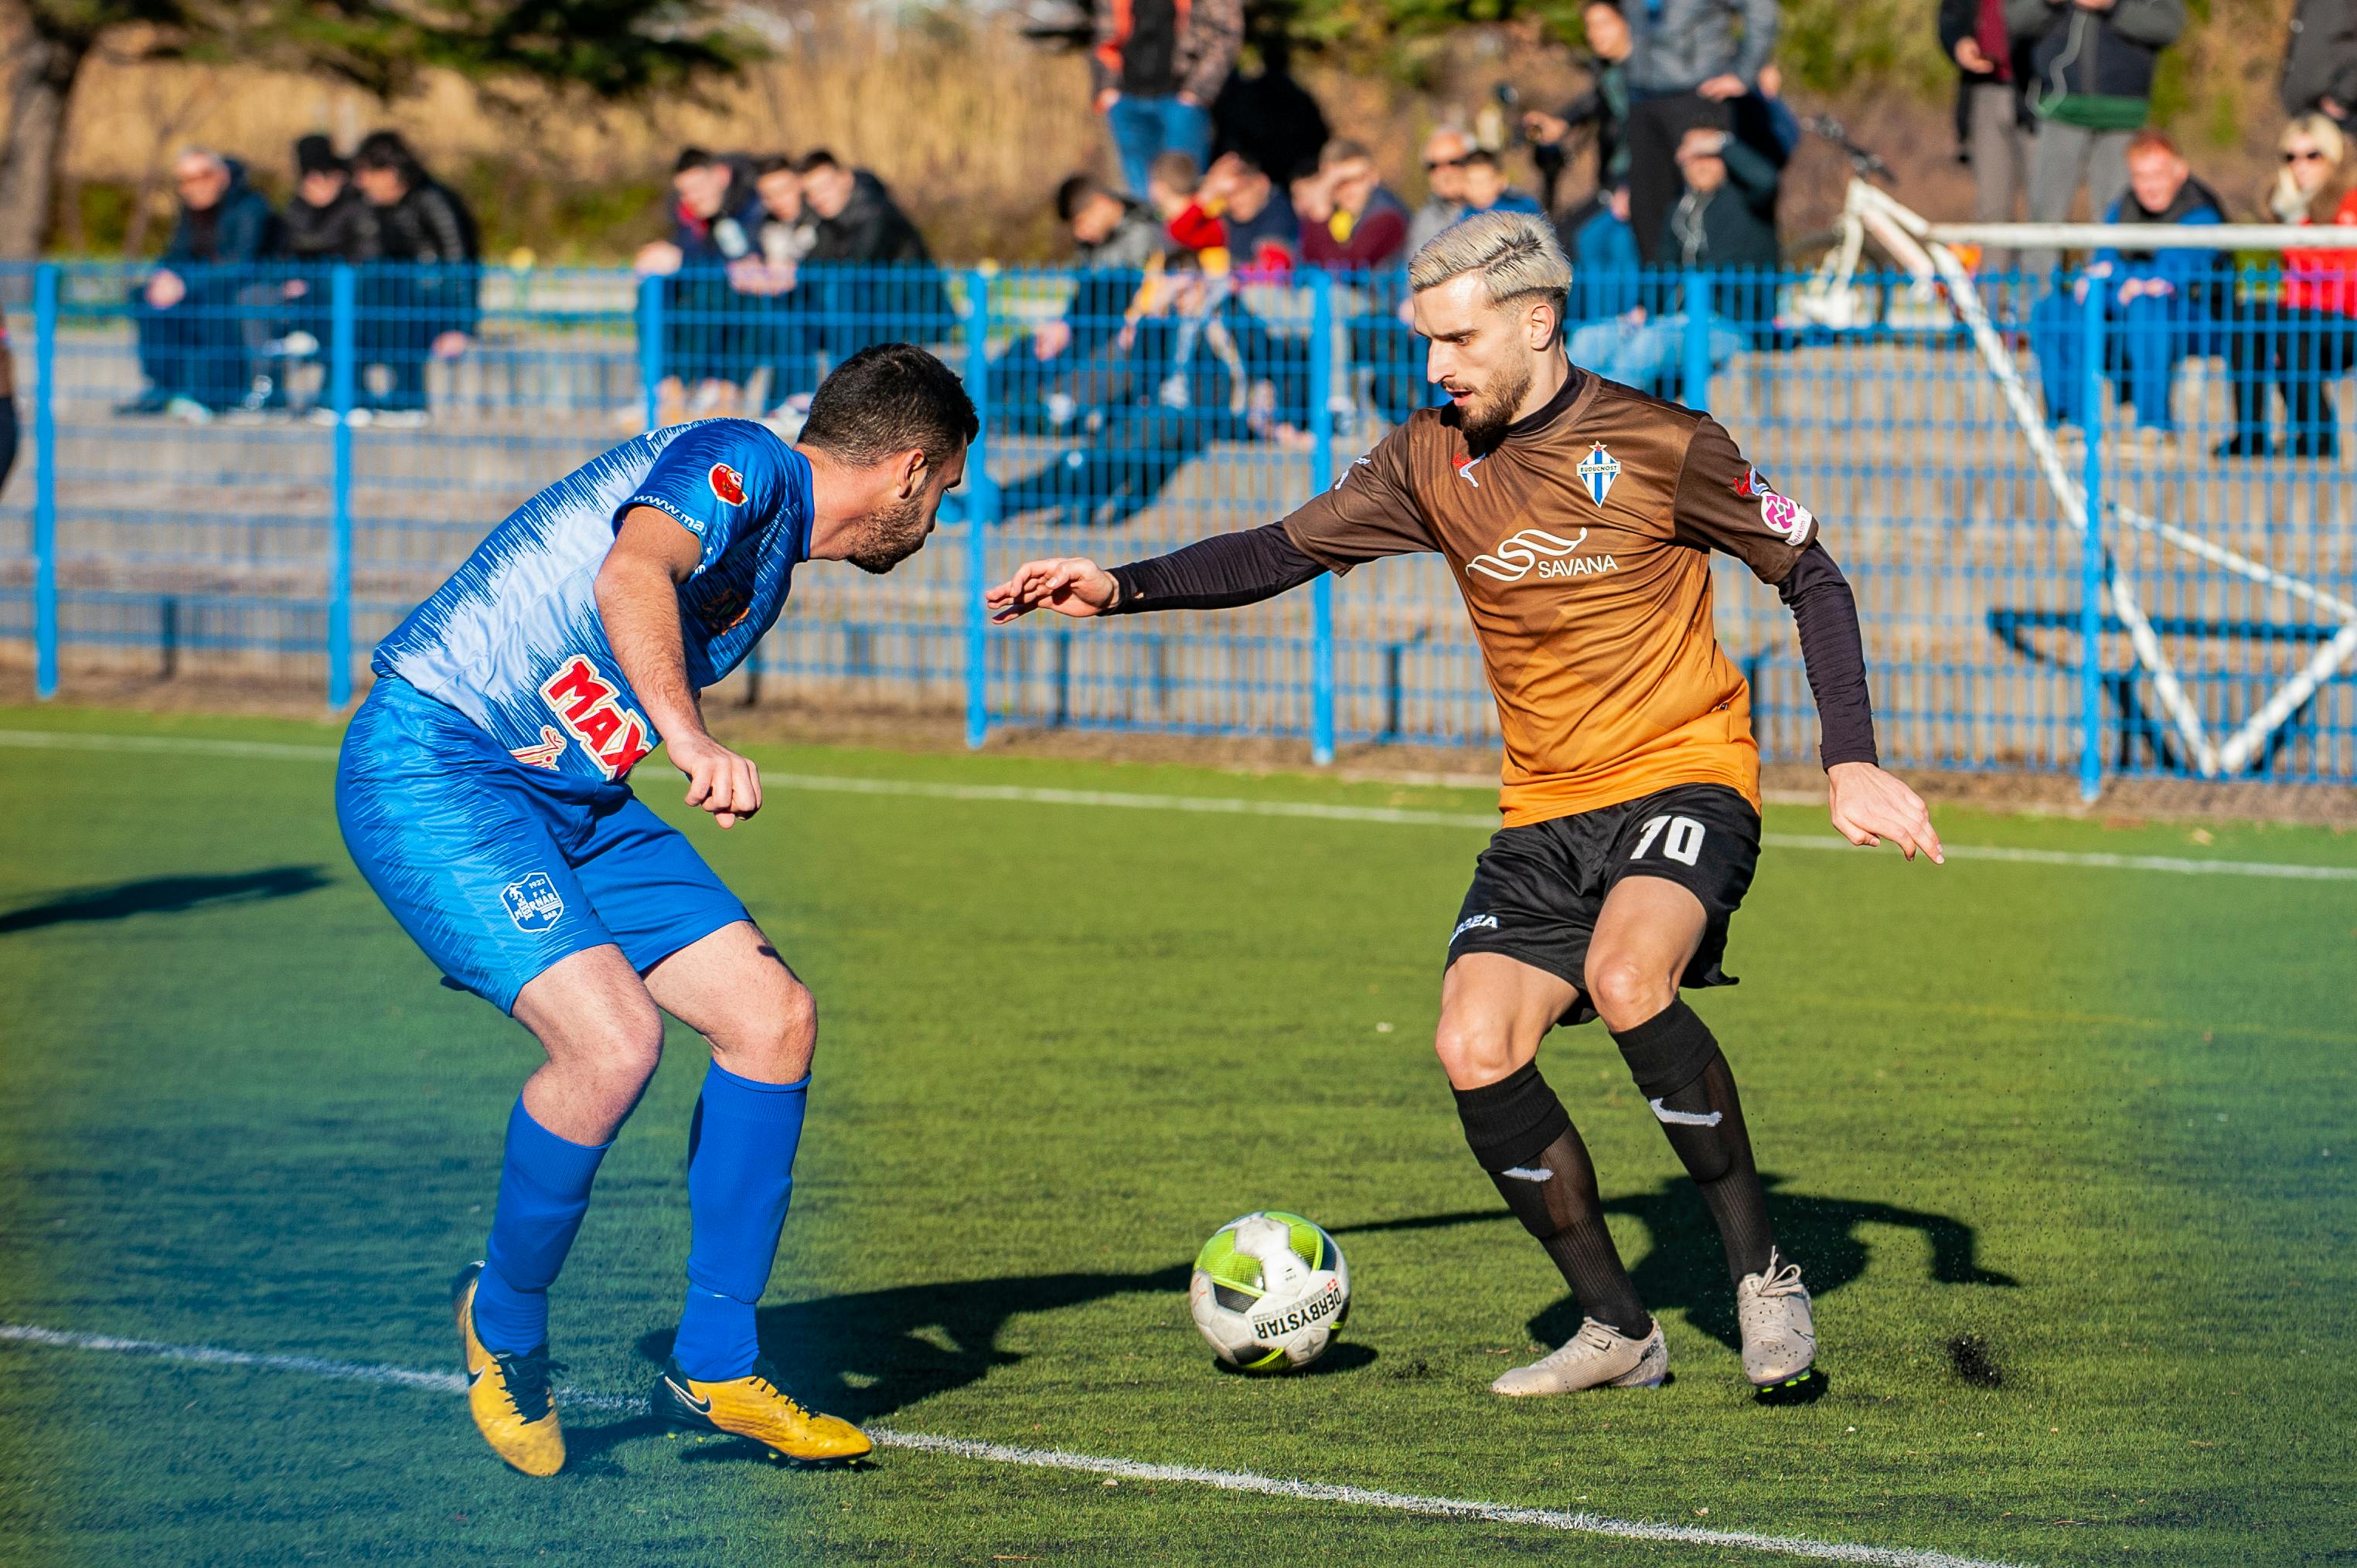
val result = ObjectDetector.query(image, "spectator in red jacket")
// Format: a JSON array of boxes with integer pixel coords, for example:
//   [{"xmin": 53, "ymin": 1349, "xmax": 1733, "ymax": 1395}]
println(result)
[
  {"xmin": 1293, "ymin": 138, "xmax": 1411, "ymax": 270},
  {"xmin": 2222, "ymin": 112, "xmax": 2357, "ymax": 457},
  {"xmin": 1147, "ymin": 151, "xmax": 1231, "ymax": 271}
]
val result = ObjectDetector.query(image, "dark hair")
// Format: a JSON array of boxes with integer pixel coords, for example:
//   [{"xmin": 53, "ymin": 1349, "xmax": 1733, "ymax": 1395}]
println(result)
[
  {"xmin": 674, "ymin": 146, "xmax": 717, "ymax": 174},
  {"xmin": 1461, "ymin": 148, "xmax": 1500, "ymax": 172},
  {"xmin": 796, "ymin": 149, "xmax": 842, "ymax": 175},
  {"xmin": 800, "ymin": 343, "xmax": 978, "ymax": 469},
  {"xmin": 1055, "ymin": 172, "xmax": 1114, "ymax": 222},
  {"xmin": 353, "ymin": 131, "xmax": 423, "ymax": 185},
  {"xmin": 753, "ymin": 154, "xmax": 797, "ymax": 178}
]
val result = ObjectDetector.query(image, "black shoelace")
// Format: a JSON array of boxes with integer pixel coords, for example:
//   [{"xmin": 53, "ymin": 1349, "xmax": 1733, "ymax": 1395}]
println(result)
[{"xmin": 493, "ymin": 1350, "xmax": 563, "ymax": 1422}]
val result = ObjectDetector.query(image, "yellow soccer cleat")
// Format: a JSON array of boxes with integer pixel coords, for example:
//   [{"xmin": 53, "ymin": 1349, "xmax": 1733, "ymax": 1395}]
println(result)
[
  {"xmin": 451, "ymin": 1262, "xmax": 566, "ymax": 1477},
  {"xmin": 652, "ymin": 1356, "xmax": 873, "ymax": 1464}
]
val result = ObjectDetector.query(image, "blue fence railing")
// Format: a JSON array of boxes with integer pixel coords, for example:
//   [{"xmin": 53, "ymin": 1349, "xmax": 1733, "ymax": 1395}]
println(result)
[{"xmin": 4, "ymin": 257, "xmax": 2355, "ymax": 789}]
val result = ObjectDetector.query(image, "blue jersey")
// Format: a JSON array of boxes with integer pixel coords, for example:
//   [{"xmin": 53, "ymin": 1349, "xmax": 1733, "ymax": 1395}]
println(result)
[{"xmin": 373, "ymin": 419, "xmax": 812, "ymax": 782}]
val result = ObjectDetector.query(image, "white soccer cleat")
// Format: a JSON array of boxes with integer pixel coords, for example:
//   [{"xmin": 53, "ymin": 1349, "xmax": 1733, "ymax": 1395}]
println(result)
[
  {"xmin": 1490, "ymin": 1317, "xmax": 1667, "ymax": 1396},
  {"xmin": 1736, "ymin": 1250, "xmax": 1817, "ymax": 1388}
]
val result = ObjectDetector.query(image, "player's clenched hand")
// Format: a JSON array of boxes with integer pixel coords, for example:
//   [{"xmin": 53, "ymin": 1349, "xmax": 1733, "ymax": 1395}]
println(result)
[
  {"xmin": 670, "ymin": 732, "xmax": 762, "ymax": 829},
  {"xmin": 986, "ymin": 557, "xmax": 1117, "ymax": 622},
  {"xmin": 1827, "ymin": 761, "xmax": 1943, "ymax": 864}
]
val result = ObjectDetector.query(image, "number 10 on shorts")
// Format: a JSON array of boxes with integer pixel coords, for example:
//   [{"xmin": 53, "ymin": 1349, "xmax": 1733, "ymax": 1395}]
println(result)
[{"xmin": 1632, "ymin": 814, "xmax": 1706, "ymax": 866}]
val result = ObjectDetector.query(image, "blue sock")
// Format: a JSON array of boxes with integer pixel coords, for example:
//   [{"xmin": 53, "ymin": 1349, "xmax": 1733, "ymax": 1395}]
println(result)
[
  {"xmin": 473, "ymin": 1098, "xmax": 611, "ymax": 1354},
  {"xmin": 674, "ymin": 1062, "xmax": 807, "ymax": 1381}
]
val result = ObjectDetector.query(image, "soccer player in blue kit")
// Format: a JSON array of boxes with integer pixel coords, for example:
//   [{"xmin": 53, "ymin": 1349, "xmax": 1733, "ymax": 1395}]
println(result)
[{"xmin": 336, "ymin": 345, "xmax": 975, "ymax": 1475}]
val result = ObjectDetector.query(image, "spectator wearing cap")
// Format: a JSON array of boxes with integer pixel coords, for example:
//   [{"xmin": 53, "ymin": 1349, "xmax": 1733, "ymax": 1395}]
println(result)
[
  {"xmin": 349, "ymin": 131, "xmax": 479, "ymax": 424},
  {"xmin": 1524, "ymin": 1, "xmax": 1635, "ymax": 216},
  {"xmin": 1619, "ymin": 0, "xmax": 1780, "ymax": 267},
  {"xmin": 267, "ymin": 135, "xmax": 371, "ymax": 413},
  {"xmin": 2030, "ymin": 128, "xmax": 2223, "ymax": 449},
  {"xmin": 120, "ymin": 148, "xmax": 283, "ymax": 419},
  {"xmin": 1409, "ymin": 129, "xmax": 1476, "ymax": 255},
  {"xmin": 1092, "ymin": 0, "xmax": 1245, "ymax": 201},
  {"xmin": 282, "ymin": 135, "xmax": 370, "ymax": 263}
]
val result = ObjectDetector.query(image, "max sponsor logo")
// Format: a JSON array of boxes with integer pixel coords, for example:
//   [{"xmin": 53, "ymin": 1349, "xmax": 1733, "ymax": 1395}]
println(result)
[
  {"xmin": 540, "ymin": 655, "xmax": 655, "ymax": 779},
  {"xmin": 709, "ymin": 463, "xmax": 747, "ymax": 505},
  {"xmin": 1251, "ymin": 1279, "xmax": 1345, "ymax": 1341},
  {"xmin": 1464, "ymin": 528, "xmax": 1619, "ymax": 584}
]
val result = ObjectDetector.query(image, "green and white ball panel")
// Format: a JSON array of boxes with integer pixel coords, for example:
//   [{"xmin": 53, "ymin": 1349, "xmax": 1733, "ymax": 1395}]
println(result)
[{"xmin": 1187, "ymin": 1211, "xmax": 1351, "ymax": 1372}]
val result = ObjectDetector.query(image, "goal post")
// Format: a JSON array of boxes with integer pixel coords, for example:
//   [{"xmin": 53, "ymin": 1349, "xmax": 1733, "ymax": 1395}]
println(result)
[{"xmin": 1805, "ymin": 181, "xmax": 2357, "ymax": 787}]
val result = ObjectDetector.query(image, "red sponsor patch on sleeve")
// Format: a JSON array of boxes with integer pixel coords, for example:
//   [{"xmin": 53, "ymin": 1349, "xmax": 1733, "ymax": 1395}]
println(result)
[{"xmin": 708, "ymin": 463, "xmax": 746, "ymax": 505}]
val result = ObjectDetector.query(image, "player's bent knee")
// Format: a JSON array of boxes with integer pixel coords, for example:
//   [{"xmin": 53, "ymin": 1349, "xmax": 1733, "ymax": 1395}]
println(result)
[
  {"xmin": 1433, "ymin": 1014, "xmax": 1524, "ymax": 1090},
  {"xmin": 714, "ymin": 975, "xmax": 818, "ymax": 1083},
  {"xmin": 1583, "ymin": 956, "xmax": 1675, "ymax": 1033}
]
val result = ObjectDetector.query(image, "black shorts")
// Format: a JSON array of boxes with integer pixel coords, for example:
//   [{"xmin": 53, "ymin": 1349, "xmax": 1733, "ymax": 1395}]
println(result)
[{"xmin": 1446, "ymin": 783, "xmax": 1761, "ymax": 1026}]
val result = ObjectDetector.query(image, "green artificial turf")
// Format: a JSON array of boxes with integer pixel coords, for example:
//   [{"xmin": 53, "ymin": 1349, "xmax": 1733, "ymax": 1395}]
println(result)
[{"xmin": 0, "ymin": 704, "xmax": 2349, "ymax": 1566}]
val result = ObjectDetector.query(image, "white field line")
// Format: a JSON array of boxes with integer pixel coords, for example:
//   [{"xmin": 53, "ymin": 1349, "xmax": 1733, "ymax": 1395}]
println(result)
[
  {"xmin": 0, "ymin": 1321, "xmax": 2031, "ymax": 1568},
  {"xmin": 3, "ymin": 728, "xmax": 2352, "ymax": 883}
]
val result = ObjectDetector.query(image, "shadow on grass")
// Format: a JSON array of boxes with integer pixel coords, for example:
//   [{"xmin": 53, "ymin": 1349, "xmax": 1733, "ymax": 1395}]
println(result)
[
  {"xmin": 0, "ymin": 866, "xmax": 330, "ymax": 934},
  {"xmin": 586, "ymin": 1179, "xmax": 2009, "ymax": 1451},
  {"xmin": 1334, "ymin": 1175, "xmax": 2018, "ymax": 1352},
  {"xmin": 629, "ymin": 1264, "xmax": 1194, "ymax": 1429}
]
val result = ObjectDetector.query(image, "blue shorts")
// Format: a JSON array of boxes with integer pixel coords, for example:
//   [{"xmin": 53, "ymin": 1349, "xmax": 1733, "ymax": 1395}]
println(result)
[{"xmin": 335, "ymin": 677, "xmax": 748, "ymax": 1013}]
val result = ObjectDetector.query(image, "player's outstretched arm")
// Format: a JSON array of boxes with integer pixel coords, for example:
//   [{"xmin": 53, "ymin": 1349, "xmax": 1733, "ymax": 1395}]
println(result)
[
  {"xmin": 598, "ymin": 505, "xmax": 763, "ymax": 829},
  {"xmin": 989, "ymin": 522, "xmax": 1330, "ymax": 624}
]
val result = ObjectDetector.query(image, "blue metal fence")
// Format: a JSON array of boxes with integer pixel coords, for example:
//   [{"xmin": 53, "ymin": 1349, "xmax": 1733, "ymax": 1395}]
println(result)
[{"xmin": 4, "ymin": 257, "xmax": 2354, "ymax": 789}]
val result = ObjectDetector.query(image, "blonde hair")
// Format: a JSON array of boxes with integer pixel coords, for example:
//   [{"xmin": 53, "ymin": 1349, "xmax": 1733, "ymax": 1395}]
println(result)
[
  {"xmin": 2272, "ymin": 113, "xmax": 2355, "ymax": 223},
  {"xmin": 1408, "ymin": 211, "xmax": 1572, "ymax": 332}
]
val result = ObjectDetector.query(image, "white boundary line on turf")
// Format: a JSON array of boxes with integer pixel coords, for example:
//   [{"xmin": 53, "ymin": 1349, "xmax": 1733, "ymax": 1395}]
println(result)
[
  {"xmin": 0, "ymin": 1322, "xmax": 2032, "ymax": 1568},
  {"xmin": 4, "ymin": 728, "xmax": 2352, "ymax": 883}
]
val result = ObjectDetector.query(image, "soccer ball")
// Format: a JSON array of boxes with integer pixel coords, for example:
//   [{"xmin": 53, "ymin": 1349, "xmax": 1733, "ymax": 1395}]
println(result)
[{"xmin": 1188, "ymin": 1211, "xmax": 1351, "ymax": 1372}]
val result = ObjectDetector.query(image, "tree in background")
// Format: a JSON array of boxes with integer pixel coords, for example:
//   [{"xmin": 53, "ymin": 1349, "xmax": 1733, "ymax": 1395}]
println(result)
[{"xmin": 0, "ymin": 0, "xmax": 758, "ymax": 257}]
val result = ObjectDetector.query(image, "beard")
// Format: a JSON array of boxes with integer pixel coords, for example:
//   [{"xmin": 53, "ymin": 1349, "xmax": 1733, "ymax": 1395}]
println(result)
[
  {"xmin": 842, "ymin": 493, "xmax": 933, "ymax": 575},
  {"xmin": 1451, "ymin": 352, "xmax": 1533, "ymax": 450}
]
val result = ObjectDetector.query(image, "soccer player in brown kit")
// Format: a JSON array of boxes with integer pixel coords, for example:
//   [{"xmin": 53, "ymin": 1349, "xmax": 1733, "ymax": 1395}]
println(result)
[{"xmin": 988, "ymin": 212, "xmax": 1945, "ymax": 1397}]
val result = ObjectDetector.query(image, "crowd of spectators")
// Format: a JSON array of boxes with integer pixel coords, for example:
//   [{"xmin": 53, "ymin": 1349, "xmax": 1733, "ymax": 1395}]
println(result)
[
  {"xmin": 121, "ymin": 131, "xmax": 479, "ymax": 426},
  {"xmin": 107, "ymin": 0, "xmax": 2357, "ymax": 458}
]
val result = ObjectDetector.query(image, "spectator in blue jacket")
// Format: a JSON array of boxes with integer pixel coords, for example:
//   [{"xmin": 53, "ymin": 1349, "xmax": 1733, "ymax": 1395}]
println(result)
[
  {"xmin": 121, "ymin": 149, "xmax": 282, "ymax": 418},
  {"xmin": 2031, "ymin": 129, "xmax": 2224, "ymax": 444},
  {"xmin": 636, "ymin": 147, "xmax": 765, "ymax": 422},
  {"xmin": 1453, "ymin": 150, "xmax": 1547, "ymax": 222},
  {"xmin": 1565, "ymin": 183, "xmax": 1647, "ymax": 328}
]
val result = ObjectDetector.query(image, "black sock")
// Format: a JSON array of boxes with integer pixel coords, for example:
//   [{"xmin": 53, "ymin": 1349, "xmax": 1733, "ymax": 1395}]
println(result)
[
  {"xmin": 1613, "ymin": 1002, "xmax": 1777, "ymax": 1282},
  {"xmin": 1453, "ymin": 1063, "xmax": 1650, "ymax": 1338}
]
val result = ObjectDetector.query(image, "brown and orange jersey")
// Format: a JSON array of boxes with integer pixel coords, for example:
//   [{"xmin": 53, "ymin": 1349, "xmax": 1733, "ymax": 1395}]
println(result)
[{"xmin": 1282, "ymin": 370, "xmax": 1817, "ymax": 825}]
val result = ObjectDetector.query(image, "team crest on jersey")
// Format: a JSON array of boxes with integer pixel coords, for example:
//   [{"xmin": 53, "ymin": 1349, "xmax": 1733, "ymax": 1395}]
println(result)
[
  {"xmin": 540, "ymin": 655, "xmax": 655, "ymax": 778},
  {"xmin": 1575, "ymin": 442, "xmax": 1621, "ymax": 508},
  {"xmin": 500, "ymin": 872, "xmax": 565, "ymax": 933},
  {"xmin": 508, "ymin": 726, "xmax": 567, "ymax": 770},
  {"xmin": 709, "ymin": 463, "xmax": 747, "ymax": 505}
]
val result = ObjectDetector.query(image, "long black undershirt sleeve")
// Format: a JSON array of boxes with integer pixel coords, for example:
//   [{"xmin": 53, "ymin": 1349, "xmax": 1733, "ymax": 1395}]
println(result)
[
  {"xmin": 1105, "ymin": 522, "xmax": 1327, "ymax": 614},
  {"xmin": 1777, "ymin": 543, "xmax": 1879, "ymax": 769}
]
